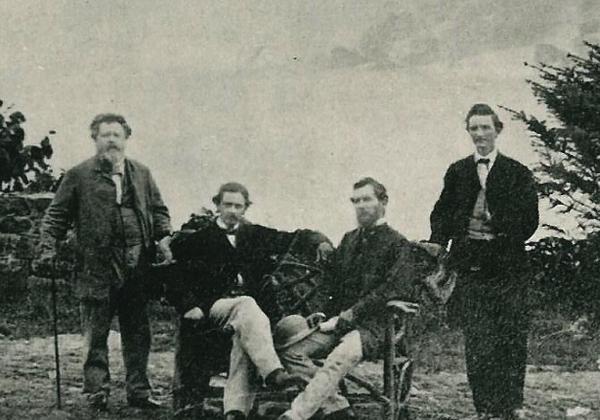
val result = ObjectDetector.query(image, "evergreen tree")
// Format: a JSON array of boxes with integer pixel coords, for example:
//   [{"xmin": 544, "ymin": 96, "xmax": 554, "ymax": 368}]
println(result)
[{"xmin": 505, "ymin": 42, "xmax": 600, "ymax": 235}]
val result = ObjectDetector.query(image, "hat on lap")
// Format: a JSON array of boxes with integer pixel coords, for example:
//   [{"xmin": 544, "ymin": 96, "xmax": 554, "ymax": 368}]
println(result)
[{"xmin": 273, "ymin": 315, "xmax": 319, "ymax": 350}]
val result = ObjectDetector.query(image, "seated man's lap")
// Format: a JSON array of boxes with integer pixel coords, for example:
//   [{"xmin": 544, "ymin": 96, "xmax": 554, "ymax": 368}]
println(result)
[{"xmin": 279, "ymin": 329, "xmax": 363, "ymax": 371}]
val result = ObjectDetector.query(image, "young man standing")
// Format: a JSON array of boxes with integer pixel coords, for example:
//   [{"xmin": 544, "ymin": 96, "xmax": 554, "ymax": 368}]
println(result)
[{"xmin": 429, "ymin": 104, "xmax": 539, "ymax": 419}]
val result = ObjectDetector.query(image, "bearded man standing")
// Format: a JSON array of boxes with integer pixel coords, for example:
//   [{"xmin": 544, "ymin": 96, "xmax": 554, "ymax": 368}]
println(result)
[{"xmin": 36, "ymin": 113, "xmax": 173, "ymax": 411}]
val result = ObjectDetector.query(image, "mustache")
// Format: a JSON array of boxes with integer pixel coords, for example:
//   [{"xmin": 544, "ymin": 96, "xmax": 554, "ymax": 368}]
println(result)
[{"xmin": 98, "ymin": 149, "xmax": 125, "ymax": 165}]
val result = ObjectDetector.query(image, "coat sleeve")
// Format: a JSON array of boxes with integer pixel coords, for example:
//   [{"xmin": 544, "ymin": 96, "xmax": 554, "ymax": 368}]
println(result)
[
  {"xmin": 492, "ymin": 165, "xmax": 539, "ymax": 242},
  {"xmin": 166, "ymin": 231, "xmax": 212, "ymax": 314},
  {"xmin": 429, "ymin": 163, "xmax": 457, "ymax": 246},
  {"xmin": 348, "ymin": 239, "xmax": 416, "ymax": 322},
  {"xmin": 147, "ymin": 170, "xmax": 172, "ymax": 240},
  {"xmin": 258, "ymin": 225, "xmax": 330, "ymax": 258},
  {"xmin": 38, "ymin": 169, "xmax": 78, "ymax": 254}
]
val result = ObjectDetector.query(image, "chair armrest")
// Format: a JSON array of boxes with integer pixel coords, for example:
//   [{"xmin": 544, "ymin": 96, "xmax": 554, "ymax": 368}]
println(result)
[{"xmin": 386, "ymin": 300, "xmax": 419, "ymax": 315}]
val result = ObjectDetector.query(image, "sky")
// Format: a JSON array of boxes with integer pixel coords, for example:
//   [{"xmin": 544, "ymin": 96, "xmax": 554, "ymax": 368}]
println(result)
[{"xmin": 2, "ymin": 0, "xmax": 599, "ymax": 243}]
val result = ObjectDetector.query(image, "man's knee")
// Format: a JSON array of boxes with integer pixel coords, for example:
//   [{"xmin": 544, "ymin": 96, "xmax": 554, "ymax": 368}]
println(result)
[
  {"xmin": 339, "ymin": 330, "xmax": 363, "ymax": 364},
  {"xmin": 236, "ymin": 295, "xmax": 258, "ymax": 308},
  {"xmin": 236, "ymin": 296, "xmax": 269, "ymax": 322}
]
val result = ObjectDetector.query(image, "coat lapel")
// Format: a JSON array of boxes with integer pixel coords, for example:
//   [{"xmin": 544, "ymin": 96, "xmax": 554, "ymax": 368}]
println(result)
[
  {"xmin": 465, "ymin": 156, "xmax": 481, "ymax": 193},
  {"xmin": 92, "ymin": 156, "xmax": 114, "ymax": 183},
  {"xmin": 486, "ymin": 153, "xmax": 509, "ymax": 193}
]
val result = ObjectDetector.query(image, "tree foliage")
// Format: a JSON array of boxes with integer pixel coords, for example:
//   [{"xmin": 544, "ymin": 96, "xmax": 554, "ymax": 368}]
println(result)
[
  {"xmin": 528, "ymin": 235, "xmax": 600, "ymax": 323},
  {"xmin": 505, "ymin": 42, "xmax": 600, "ymax": 234},
  {"xmin": 0, "ymin": 100, "xmax": 58, "ymax": 193}
]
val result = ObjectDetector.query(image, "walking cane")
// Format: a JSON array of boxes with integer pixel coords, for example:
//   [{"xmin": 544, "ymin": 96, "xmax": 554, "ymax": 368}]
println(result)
[{"xmin": 50, "ymin": 271, "xmax": 62, "ymax": 409}]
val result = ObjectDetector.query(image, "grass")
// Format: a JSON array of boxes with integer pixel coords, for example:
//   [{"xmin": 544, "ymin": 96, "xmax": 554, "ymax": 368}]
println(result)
[{"xmin": 1, "ymin": 292, "xmax": 598, "ymax": 419}]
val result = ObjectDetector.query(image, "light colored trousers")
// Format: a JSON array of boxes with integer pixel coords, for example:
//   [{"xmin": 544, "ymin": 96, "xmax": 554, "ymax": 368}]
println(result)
[
  {"xmin": 279, "ymin": 329, "xmax": 363, "ymax": 420},
  {"xmin": 209, "ymin": 296, "xmax": 283, "ymax": 415}
]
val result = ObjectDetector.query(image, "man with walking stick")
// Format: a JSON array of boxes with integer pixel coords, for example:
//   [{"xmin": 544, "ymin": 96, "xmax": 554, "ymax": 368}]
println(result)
[{"xmin": 34, "ymin": 113, "xmax": 173, "ymax": 411}]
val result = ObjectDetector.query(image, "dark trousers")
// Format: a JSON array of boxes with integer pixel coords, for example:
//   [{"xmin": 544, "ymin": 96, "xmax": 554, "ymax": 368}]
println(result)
[
  {"xmin": 80, "ymin": 245, "xmax": 152, "ymax": 399},
  {"xmin": 172, "ymin": 317, "xmax": 231, "ymax": 412},
  {"xmin": 453, "ymin": 240, "xmax": 530, "ymax": 416}
]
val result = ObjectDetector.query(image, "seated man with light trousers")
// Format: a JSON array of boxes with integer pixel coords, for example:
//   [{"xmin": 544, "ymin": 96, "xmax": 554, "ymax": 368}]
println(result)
[{"xmin": 275, "ymin": 177, "xmax": 424, "ymax": 420}]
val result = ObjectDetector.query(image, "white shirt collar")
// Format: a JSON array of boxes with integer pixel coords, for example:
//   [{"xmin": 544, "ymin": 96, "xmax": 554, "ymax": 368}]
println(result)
[
  {"xmin": 359, "ymin": 217, "xmax": 387, "ymax": 230},
  {"xmin": 474, "ymin": 148, "xmax": 498, "ymax": 168}
]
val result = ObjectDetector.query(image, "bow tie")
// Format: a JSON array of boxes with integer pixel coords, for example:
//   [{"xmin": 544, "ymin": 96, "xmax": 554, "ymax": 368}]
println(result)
[
  {"xmin": 477, "ymin": 158, "xmax": 490, "ymax": 166},
  {"xmin": 221, "ymin": 226, "xmax": 238, "ymax": 235}
]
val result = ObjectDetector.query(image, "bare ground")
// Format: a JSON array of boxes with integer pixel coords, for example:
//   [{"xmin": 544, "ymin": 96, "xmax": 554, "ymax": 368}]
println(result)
[{"xmin": 0, "ymin": 330, "xmax": 598, "ymax": 420}]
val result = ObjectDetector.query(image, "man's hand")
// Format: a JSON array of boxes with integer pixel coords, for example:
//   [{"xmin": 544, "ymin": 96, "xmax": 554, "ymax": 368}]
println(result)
[
  {"xmin": 316, "ymin": 242, "xmax": 334, "ymax": 263},
  {"xmin": 183, "ymin": 307, "xmax": 204, "ymax": 320},
  {"xmin": 339, "ymin": 309, "xmax": 354, "ymax": 322},
  {"xmin": 306, "ymin": 312, "xmax": 326, "ymax": 328},
  {"xmin": 318, "ymin": 316, "xmax": 339, "ymax": 332},
  {"xmin": 386, "ymin": 301, "xmax": 420, "ymax": 314},
  {"xmin": 416, "ymin": 241, "xmax": 445, "ymax": 259},
  {"xmin": 157, "ymin": 235, "xmax": 175, "ymax": 265}
]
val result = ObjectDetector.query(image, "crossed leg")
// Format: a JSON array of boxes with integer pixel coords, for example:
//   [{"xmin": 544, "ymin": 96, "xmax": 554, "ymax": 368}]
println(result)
[{"xmin": 278, "ymin": 330, "xmax": 363, "ymax": 420}]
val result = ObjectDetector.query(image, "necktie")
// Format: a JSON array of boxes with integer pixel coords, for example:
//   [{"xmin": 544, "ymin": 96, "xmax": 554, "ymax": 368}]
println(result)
[{"xmin": 476, "ymin": 158, "xmax": 491, "ymax": 220}]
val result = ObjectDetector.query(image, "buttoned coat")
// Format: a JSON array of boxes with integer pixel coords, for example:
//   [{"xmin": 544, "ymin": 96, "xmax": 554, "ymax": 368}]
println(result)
[{"xmin": 325, "ymin": 223, "xmax": 437, "ymax": 359}]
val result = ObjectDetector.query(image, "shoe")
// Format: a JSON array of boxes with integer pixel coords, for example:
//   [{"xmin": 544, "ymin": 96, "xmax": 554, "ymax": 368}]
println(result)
[
  {"xmin": 277, "ymin": 412, "xmax": 294, "ymax": 420},
  {"xmin": 323, "ymin": 407, "xmax": 356, "ymax": 420},
  {"xmin": 225, "ymin": 410, "xmax": 246, "ymax": 420},
  {"xmin": 265, "ymin": 368, "xmax": 307, "ymax": 389},
  {"xmin": 127, "ymin": 396, "xmax": 163, "ymax": 409},
  {"xmin": 87, "ymin": 392, "xmax": 108, "ymax": 411}
]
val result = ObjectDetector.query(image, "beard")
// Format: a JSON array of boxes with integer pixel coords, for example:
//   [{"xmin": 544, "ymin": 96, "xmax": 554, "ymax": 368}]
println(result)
[{"xmin": 97, "ymin": 147, "xmax": 125, "ymax": 168}]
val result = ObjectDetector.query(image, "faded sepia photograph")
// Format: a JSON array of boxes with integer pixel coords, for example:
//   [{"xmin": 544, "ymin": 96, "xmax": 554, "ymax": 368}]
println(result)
[{"xmin": 0, "ymin": 1, "xmax": 598, "ymax": 420}]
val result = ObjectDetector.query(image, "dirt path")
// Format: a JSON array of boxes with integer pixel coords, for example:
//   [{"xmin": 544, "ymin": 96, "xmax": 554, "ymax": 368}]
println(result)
[{"xmin": 0, "ymin": 333, "xmax": 597, "ymax": 420}]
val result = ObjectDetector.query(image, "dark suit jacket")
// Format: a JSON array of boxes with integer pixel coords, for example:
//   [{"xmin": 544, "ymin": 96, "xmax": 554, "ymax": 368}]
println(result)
[
  {"xmin": 429, "ymin": 153, "xmax": 539, "ymax": 270},
  {"xmin": 325, "ymin": 224, "xmax": 434, "ymax": 359},
  {"xmin": 169, "ymin": 220, "xmax": 327, "ymax": 319}
]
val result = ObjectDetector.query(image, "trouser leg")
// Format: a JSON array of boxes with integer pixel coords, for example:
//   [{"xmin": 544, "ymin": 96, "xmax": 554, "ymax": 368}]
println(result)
[
  {"xmin": 172, "ymin": 317, "xmax": 212, "ymax": 411},
  {"xmin": 223, "ymin": 333, "xmax": 261, "ymax": 416},
  {"xmin": 283, "ymin": 330, "xmax": 363, "ymax": 420},
  {"xmin": 210, "ymin": 296, "xmax": 283, "ymax": 415},
  {"xmin": 118, "ymin": 292, "xmax": 152, "ymax": 400},
  {"xmin": 80, "ymin": 298, "xmax": 113, "ymax": 397},
  {"xmin": 493, "ymin": 301, "xmax": 529, "ymax": 415},
  {"xmin": 464, "ymin": 320, "xmax": 495, "ymax": 415},
  {"xmin": 210, "ymin": 296, "xmax": 282, "ymax": 379},
  {"xmin": 279, "ymin": 331, "xmax": 350, "ymax": 415},
  {"xmin": 462, "ymin": 270, "xmax": 530, "ymax": 416}
]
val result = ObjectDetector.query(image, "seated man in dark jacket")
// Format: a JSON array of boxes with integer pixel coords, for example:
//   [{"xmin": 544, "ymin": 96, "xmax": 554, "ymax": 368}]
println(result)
[
  {"xmin": 276, "ymin": 177, "xmax": 441, "ymax": 420},
  {"xmin": 168, "ymin": 182, "xmax": 333, "ymax": 420}
]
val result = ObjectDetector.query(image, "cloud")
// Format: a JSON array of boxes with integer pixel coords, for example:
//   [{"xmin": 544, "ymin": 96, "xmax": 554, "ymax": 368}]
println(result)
[{"xmin": 328, "ymin": 0, "xmax": 581, "ymax": 69}]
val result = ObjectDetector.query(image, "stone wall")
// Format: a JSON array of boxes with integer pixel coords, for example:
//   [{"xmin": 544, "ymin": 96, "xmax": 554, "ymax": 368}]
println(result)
[
  {"xmin": 0, "ymin": 193, "xmax": 54, "ymax": 299},
  {"xmin": 0, "ymin": 193, "xmax": 77, "ymax": 331}
]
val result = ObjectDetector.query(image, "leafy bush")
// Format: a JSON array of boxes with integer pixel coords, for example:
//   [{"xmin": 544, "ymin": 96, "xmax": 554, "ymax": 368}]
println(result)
[{"xmin": 528, "ymin": 235, "xmax": 600, "ymax": 322}]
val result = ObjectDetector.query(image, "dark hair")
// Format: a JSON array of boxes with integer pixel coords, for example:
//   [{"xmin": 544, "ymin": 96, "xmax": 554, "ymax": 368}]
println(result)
[
  {"xmin": 212, "ymin": 182, "xmax": 252, "ymax": 207},
  {"xmin": 353, "ymin": 177, "xmax": 388, "ymax": 202},
  {"xmin": 90, "ymin": 113, "xmax": 132, "ymax": 139},
  {"xmin": 465, "ymin": 103, "xmax": 503, "ymax": 133}
]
